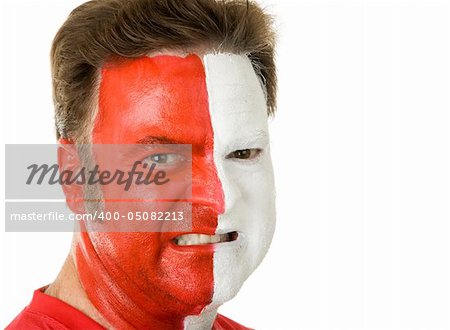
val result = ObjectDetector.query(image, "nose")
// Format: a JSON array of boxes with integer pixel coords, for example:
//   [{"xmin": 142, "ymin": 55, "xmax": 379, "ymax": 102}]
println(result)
[
  {"xmin": 214, "ymin": 167, "xmax": 242, "ymax": 212},
  {"xmin": 191, "ymin": 154, "xmax": 225, "ymax": 215}
]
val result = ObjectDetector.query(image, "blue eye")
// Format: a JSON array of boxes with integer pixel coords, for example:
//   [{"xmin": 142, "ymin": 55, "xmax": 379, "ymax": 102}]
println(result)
[
  {"xmin": 146, "ymin": 153, "xmax": 186, "ymax": 165},
  {"xmin": 150, "ymin": 154, "xmax": 168, "ymax": 163}
]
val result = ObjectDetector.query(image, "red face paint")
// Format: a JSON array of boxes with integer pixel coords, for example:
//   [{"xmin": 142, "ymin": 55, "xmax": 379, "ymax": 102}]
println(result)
[{"xmin": 75, "ymin": 55, "xmax": 225, "ymax": 329}]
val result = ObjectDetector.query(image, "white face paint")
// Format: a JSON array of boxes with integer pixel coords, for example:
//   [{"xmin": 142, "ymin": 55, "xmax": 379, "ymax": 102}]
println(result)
[
  {"xmin": 205, "ymin": 53, "xmax": 276, "ymax": 305},
  {"xmin": 184, "ymin": 53, "xmax": 276, "ymax": 329}
]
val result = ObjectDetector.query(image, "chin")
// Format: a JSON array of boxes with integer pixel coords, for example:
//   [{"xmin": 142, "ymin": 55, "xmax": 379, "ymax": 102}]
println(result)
[{"xmin": 209, "ymin": 231, "xmax": 274, "ymax": 308}]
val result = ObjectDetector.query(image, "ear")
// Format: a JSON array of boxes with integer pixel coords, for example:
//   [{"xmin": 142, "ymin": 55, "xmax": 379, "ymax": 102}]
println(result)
[{"xmin": 58, "ymin": 138, "xmax": 85, "ymax": 214}]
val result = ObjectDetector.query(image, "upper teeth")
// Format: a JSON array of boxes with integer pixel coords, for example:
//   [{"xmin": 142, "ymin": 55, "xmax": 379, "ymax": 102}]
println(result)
[{"xmin": 175, "ymin": 233, "xmax": 224, "ymax": 246}]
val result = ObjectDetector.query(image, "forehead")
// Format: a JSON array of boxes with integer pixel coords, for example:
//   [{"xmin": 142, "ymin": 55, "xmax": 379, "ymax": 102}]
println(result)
[{"xmin": 93, "ymin": 53, "xmax": 268, "ymax": 144}]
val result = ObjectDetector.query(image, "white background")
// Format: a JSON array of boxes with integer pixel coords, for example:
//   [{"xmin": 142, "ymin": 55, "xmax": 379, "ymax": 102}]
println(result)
[{"xmin": 1, "ymin": 0, "xmax": 449, "ymax": 329}]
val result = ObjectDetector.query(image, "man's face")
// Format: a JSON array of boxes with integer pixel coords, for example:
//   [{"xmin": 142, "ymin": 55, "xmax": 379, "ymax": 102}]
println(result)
[{"xmin": 75, "ymin": 53, "xmax": 276, "ymax": 327}]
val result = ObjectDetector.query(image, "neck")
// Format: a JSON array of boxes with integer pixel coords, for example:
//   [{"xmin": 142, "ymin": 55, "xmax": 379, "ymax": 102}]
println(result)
[
  {"xmin": 44, "ymin": 256, "xmax": 110, "ymax": 328},
  {"xmin": 45, "ymin": 255, "xmax": 218, "ymax": 330}
]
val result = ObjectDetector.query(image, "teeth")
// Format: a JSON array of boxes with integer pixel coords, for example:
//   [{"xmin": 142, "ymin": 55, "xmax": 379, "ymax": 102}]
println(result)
[
  {"xmin": 210, "ymin": 235, "xmax": 220, "ymax": 243},
  {"xmin": 199, "ymin": 234, "xmax": 210, "ymax": 244},
  {"xmin": 173, "ymin": 232, "xmax": 238, "ymax": 246},
  {"xmin": 175, "ymin": 233, "xmax": 223, "ymax": 246}
]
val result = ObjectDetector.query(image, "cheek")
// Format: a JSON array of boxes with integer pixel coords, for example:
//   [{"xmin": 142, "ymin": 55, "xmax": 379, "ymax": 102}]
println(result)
[
  {"xmin": 86, "ymin": 232, "xmax": 162, "ymax": 283},
  {"xmin": 225, "ymin": 157, "xmax": 276, "ymax": 249}
]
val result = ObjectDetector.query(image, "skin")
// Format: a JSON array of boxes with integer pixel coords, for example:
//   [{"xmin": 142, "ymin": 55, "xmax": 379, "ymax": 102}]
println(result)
[{"xmin": 49, "ymin": 52, "xmax": 276, "ymax": 329}]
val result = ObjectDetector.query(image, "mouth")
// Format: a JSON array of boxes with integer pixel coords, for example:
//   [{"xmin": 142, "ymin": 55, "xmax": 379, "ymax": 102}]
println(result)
[{"xmin": 172, "ymin": 231, "xmax": 239, "ymax": 246}]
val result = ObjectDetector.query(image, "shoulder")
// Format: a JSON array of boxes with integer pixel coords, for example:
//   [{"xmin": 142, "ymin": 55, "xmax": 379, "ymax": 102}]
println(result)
[
  {"xmin": 6, "ymin": 308, "xmax": 68, "ymax": 330},
  {"xmin": 5, "ymin": 288, "xmax": 104, "ymax": 330}
]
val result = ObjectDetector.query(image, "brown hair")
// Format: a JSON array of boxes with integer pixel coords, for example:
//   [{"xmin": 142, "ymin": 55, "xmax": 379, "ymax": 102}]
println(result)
[{"xmin": 51, "ymin": 0, "xmax": 277, "ymax": 142}]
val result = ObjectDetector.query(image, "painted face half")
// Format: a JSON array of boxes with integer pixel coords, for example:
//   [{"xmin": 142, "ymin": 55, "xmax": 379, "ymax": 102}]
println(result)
[{"xmin": 74, "ymin": 53, "xmax": 276, "ymax": 329}]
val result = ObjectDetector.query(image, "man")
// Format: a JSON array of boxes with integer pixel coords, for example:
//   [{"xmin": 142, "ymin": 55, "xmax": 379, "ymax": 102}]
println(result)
[{"xmin": 7, "ymin": 0, "xmax": 277, "ymax": 328}]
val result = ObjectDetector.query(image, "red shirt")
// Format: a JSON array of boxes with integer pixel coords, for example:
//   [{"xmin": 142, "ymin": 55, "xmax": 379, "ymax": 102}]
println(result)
[{"xmin": 6, "ymin": 288, "xmax": 251, "ymax": 330}]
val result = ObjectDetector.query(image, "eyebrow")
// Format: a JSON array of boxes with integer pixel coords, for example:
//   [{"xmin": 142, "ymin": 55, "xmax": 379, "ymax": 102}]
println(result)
[
  {"xmin": 136, "ymin": 135, "xmax": 182, "ymax": 145},
  {"xmin": 228, "ymin": 130, "xmax": 270, "ymax": 150},
  {"xmin": 121, "ymin": 135, "xmax": 190, "ymax": 161}
]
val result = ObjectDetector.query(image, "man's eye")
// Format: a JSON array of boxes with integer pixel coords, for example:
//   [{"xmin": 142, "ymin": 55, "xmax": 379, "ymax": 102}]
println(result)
[
  {"xmin": 146, "ymin": 153, "xmax": 185, "ymax": 165},
  {"xmin": 226, "ymin": 148, "xmax": 261, "ymax": 160}
]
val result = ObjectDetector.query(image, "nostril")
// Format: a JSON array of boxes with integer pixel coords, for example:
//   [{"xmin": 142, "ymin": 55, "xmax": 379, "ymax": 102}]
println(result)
[{"xmin": 189, "ymin": 197, "xmax": 224, "ymax": 215}]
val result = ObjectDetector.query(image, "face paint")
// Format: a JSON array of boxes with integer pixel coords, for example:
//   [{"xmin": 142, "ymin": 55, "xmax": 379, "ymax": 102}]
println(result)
[
  {"xmin": 206, "ymin": 53, "xmax": 276, "ymax": 305},
  {"xmin": 75, "ymin": 54, "xmax": 275, "ymax": 329},
  {"xmin": 185, "ymin": 55, "xmax": 276, "ymax": 326}
]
